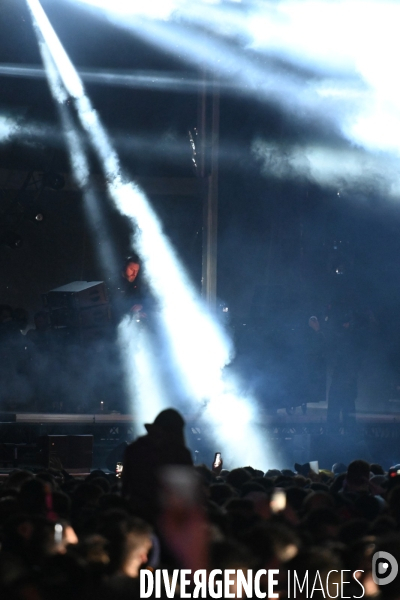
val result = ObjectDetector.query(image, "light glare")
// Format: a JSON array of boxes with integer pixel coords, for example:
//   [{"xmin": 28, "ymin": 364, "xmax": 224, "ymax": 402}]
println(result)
[
  {"xmin": 70, "ymin": 0, "xmax": 400, "ymax": 157},
  {"xmin": 118, "ymin": 316, "xmax": 167, "ymax": 433},
  {"xmin": 26, "ymin": 0, "xmax": 273, "ymax": 468}
]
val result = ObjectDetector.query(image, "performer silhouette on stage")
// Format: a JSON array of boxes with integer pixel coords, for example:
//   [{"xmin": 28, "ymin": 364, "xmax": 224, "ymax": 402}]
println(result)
[
  {"xmin": 121, "ymin": 254, "xmax": 145, "ymax": 316},
  {"xmin": 114, "ymin": 253, "xmax": 156, "ymax": 322}
]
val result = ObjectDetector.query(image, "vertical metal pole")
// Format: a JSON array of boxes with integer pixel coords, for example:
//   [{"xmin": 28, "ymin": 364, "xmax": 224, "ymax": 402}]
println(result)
[
  {"xmin": 201, "ymin": 75, "xmax": 219, "ymax": 311},
  {"xmin": 198, "ymin": 70, "xmax": 207, "ymax": 179}
]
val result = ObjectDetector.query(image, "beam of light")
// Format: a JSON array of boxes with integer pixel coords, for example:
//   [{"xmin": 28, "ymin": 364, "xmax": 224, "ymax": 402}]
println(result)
[
  {"xmin": 67, "ymin": 0, "xmax": 373, "ymax": 157},
  {"xmin": 71, "ymin": 0, "xmax": 400, "ymax": 159},
  {"xmin": 88, "ymin": 15, "xmax": 326, "ymax": 114},
  {"xmin": 39, "ymin": 40, "xmax": 119, "ymax": 280},
  {"xmin": 0, "ymin": 61, "xmax": 369, "ymax": 105},
  {"xmin": 77, "ymin": 0, "xmax": 182, "ymax": 19},
  {"xmin": 118, "ymin": 316, "xmax": 168, "ymax": 435},
  {"xmin": 57, "ymin": 0, "xmax": 400, "ymax": 465},
  {"xmin": 36, "ymin": 31, "xmax": 170, "ymax": 427},
  {"xmin": 201, "ymin": 375, "xmax": 269, "ymax": 469},
  {"xmin": 246, "ymin": 1, "xmax": 400, "ymax": 158},
  {"xmin": 39, "ymin": 40, "xmax": 168, "ymax": 425},
  {"xmin": 0, "ymin": 118, "xmax": 61, "ymax": 146},
  {"xmin": 252, "ymin": 139, "xmax": 400, "ymax": 199},
  {"xmin": 0, "ymin": 63, "xmax": 218, "ymax": 94},
  {"xmin": 0, "ymin": 115, "xmax": 196, "ymax": 165},
  {"xmin": 27, "ymin": 0, "xmax": 272, "ymax": 468},
  {"xmin": 72, "ymin": 0, "xmax": 400, "ymax": 81}
]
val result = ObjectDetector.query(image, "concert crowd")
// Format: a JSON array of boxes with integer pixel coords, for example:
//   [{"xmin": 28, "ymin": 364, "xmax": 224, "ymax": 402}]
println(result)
[{"xmin": 0, "ymin": 407, "xmax": 399, "ymax": 599}]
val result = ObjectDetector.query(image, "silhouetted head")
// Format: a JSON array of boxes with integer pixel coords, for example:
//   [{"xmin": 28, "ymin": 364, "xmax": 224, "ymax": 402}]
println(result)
[{"xmin": 145, "ymin": 408, "xmax": 186, "ymax": 441}]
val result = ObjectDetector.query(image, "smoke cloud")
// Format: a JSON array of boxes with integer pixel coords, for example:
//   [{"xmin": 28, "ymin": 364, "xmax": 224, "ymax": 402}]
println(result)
[
  {"xmin": 252, "ymin": 138, "xmax": 400, "ymax": 199},
  {"xmin": 70, "ymin": 0, "xmax": 400, "ymax": 163},
  {"xmin": 0, "ymin": 116, "xmax": 19, "ymax": 142}
]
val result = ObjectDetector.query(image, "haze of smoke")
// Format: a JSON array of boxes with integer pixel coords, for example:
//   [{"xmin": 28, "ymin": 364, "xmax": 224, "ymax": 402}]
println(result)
[
  {"xmin": 73, "ymin": 0, "xmax": 400, "ymax": 168},
  {"xmin": 0, "ymin": 336, "xmax": 124, "ymax": 411},
  {"xmin": 0, "ymin": 116, "xmax": 19, "ymax": 142},
  {"xmin": 252, "ymin": 138, "xmax": 400, "ymax": 199}
]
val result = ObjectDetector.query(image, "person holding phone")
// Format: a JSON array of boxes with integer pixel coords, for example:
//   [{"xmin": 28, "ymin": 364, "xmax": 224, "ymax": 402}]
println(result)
[{"xmin": 212, "ymin": 452, "xmax": 223, "ymax": 475}]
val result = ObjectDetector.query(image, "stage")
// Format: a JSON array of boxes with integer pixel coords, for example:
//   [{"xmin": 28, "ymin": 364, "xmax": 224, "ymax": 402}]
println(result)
[{"xmin": 1, "ymin": 402, "xmax": 400, "ymax": 472}]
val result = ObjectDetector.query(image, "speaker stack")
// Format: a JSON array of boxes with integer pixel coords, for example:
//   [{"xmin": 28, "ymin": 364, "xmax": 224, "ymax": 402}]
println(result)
[{"xmin": 42, "ymin": 281, "xmax": 111, "ymax": 344}]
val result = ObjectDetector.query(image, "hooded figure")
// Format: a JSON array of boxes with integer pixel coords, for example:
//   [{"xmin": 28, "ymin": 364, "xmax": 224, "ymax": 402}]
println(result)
[{"xmin": 122, "ymin": 409, "xmax": 193, "ymax": 523}]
